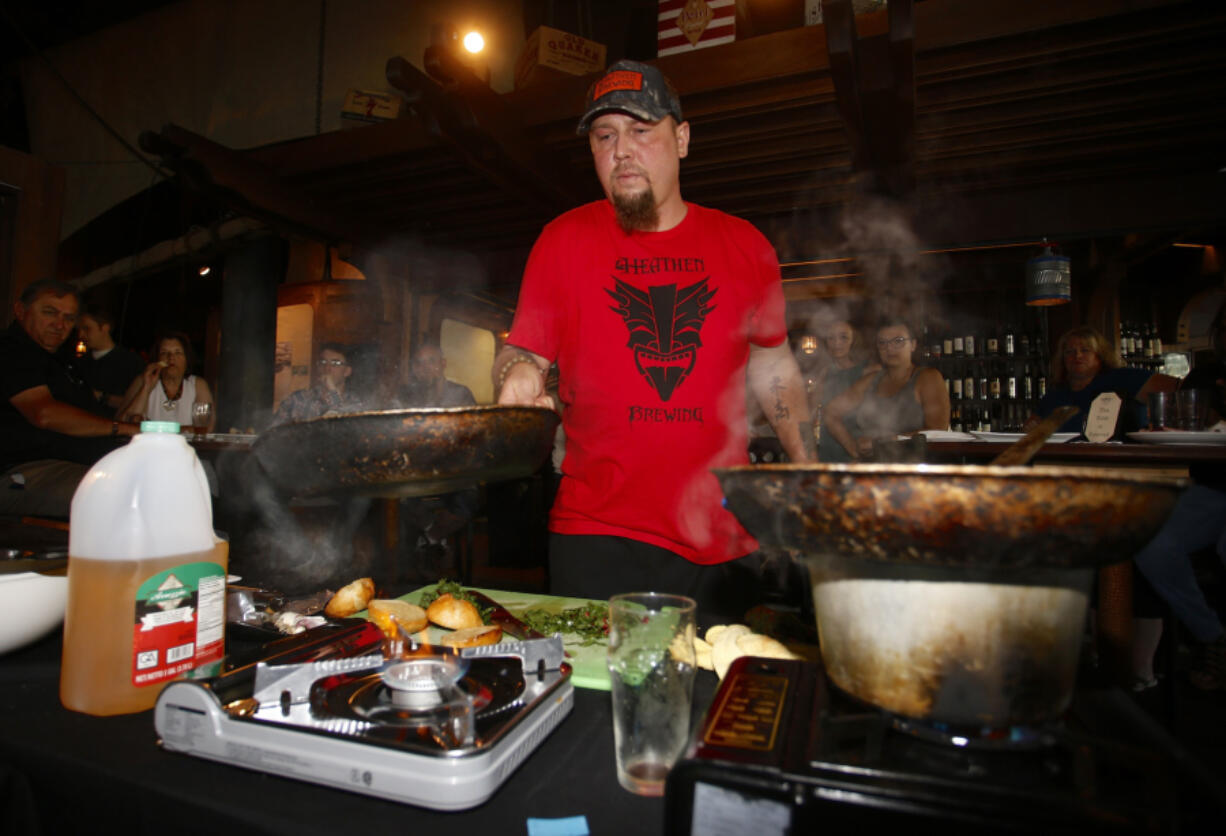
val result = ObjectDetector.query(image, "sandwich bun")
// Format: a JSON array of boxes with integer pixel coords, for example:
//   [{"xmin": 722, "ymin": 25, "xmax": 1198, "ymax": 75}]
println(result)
[
  {"xmin": 426, "ymin": 593, "xmax": 483, "ymax": 630},
  {"xmin": 367, "ymin": 599, "xmax": 428, "ymax": 639},
  {"xmin": 324, "ymin": 577, "xmax": 375, "ymax": 618},
  {"xmin": 438, "ymin": 624, "xmax": 502, "ymax": 648}
]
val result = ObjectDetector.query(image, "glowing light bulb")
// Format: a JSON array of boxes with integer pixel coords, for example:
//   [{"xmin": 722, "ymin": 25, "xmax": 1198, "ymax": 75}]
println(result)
[{"xmin": 462, "ymin": 31, "xmax": 484, "ymax": 54}]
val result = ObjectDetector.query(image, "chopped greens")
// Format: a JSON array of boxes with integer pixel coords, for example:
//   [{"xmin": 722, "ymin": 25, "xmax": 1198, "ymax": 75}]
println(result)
[{"xmin": 521, "ymin": 603, "xmax": 609, "ymax": 646}]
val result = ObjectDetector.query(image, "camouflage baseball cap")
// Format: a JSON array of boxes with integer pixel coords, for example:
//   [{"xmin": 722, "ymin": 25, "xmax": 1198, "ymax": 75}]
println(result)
[{"xmin": 576, "ymin": 59, "xmax": 684, "ymax": 135}]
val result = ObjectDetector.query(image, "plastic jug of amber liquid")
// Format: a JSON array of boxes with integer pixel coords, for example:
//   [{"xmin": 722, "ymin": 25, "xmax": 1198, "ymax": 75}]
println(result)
[{"xmin": 61, "ymin": 421, "xmax": 227, "ymax": 716}]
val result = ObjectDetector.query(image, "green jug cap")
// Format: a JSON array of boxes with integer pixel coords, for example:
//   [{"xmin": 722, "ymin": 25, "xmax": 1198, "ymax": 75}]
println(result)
[{"xmin": 140, "ymin": 421, "xmax": 181, "ymax": 434}]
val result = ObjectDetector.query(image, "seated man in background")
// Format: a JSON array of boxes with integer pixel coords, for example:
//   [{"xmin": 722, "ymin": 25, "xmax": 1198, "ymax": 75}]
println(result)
[
  {"xmin": 396, "ymin": 342, "xmax": 478, "ymax": 579},
  {"xmin": 397, "ymin": 343, "xmax": 476, "ymax": 409},
  {"xmin": 228, "ymin": 343, "xmax": 372, "ymax": 591},
  {"xmin": 1133, "ymin": 306, "xmax": 1226, "ymax": 691},
  {"xmin": 73, "ymin": 307, "xmax": 145, "ymax": 412},
  {"xmin": 270, "ymin": 342, "xmax": 367, "ymax": 426},
  {"xmin": 1, "ymin": 279, "xmax": 140, "ymax": 518}
]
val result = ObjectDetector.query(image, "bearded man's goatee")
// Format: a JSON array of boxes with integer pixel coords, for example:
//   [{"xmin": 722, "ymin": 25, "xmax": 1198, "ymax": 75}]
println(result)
[{"xmin": 613, "ymin": 188, "xmax": 659, "ymax": 233}]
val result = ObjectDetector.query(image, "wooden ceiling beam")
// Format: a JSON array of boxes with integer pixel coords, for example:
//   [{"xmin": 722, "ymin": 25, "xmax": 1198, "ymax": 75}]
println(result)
[
  {"xmin": 385, "ymin": 53, "xmax": 590, "ymax": 215},
  {"xmin": 823, "ymin": 0, "xmax": 916, "ymax": 196},
  {"xmin": 140, "ymin": 124, "xmax": 381, "ymax": 247}
]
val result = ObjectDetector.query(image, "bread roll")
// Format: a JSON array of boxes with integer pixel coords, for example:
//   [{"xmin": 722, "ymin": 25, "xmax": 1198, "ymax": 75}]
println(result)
[
  {"xmin": 438, "ymin": 624, "xmax": 502, "ymax": 648},
  {"xmin": 367, "ymin": 599, "xmax": 428, "ymax": 639},
  {"xmin": 324, "ymin": 577, "xmax": 375, "ymax": 618},
  {"xmin": 426, "ymin": 593, "xmax": 483, "ymax": 630},
  {"xmin": 694, "ymin": 636, "xmax": 714, "ymax": 671}
]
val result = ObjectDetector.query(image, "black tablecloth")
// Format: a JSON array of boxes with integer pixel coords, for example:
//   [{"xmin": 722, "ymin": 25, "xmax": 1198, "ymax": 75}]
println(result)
[{"xmin": 0, "ymin": 629, "xmax": 713, "ymax": 836}]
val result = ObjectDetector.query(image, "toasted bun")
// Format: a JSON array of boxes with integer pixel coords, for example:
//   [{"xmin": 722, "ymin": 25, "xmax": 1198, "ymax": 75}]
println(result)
[
  {"xmin": 426, "ymin": 593, "xmax": 483, "ymax": 630},
  {"xmin": 367, "ymin": 599, "xmax": 428, "ymax": 639},
  {"xmin": 438, "ymin": 625, "xmax": 502, "ymax": 648},
  {"xmin": 324, "ymin": 577, "xmax": 375, "ymax": 618}
]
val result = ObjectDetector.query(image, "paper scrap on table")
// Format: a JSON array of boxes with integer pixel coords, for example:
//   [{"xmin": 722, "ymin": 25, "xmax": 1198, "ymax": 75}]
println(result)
[{"xmin": 527, "ymin": 816, "xmax": 590, "ymax": 836}]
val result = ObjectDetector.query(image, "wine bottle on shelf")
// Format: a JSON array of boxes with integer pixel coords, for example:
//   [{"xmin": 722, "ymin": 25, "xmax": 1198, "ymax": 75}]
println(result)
[
  {"xmin": 942, "ymin": 334, "xmax": 954, "ymax": 359},
  {"xmin": 1019, "ymin": 331, "xmax": 1031, "ymax": 358},
  {"xmin": 951, "ymin": 366, "xmax": 962, "ymax": 400},
  {"xmin": 965, "ymin": 333, "xmax": 976, "ymax": 358},
  {"xmin": 1022, "ymin": 363, "xmax": 1034, "ymax": 401},
  {"xmin": 986, "ymin": 331, "xmax": 999, "ymax": 356},
  {"xmin": 1038, "ymin": 373, "xmax": 1047, "ymax": 399},
  {"xmin": 1006, "ymin": 364, "xmax": 1018, "ymax": 401},
  {"xmin": 989, "ymin": 362, "xmax": 1002, "ymax": 400},
  {"xmin": 963, "ymin": 365, "xmax": 975, "ymax": 401},
  {"xmin": 1003, "ymin": 325, "xmax": 1016, "ymax": 358}
]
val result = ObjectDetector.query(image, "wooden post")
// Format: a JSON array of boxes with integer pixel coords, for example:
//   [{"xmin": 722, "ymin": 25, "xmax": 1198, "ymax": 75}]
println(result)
[{"xmin": 219, "ymin": 236, "xmax": 282, "ymax": 432}]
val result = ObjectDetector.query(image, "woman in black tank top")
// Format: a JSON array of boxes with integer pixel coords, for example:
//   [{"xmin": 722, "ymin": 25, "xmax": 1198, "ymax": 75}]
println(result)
[{"xmin": 822, "ymin": 318, "xmax": 950, "ymax": 460}]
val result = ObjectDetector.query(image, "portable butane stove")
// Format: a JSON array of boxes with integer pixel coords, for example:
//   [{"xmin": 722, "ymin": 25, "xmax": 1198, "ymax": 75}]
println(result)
[
  {"xmin": 666, "ymin": 656, "xmax": 1195, "ymax": 834},
  {"xmin": 154, "ymin": 621, "xmax": 573, "ymax": 811}
]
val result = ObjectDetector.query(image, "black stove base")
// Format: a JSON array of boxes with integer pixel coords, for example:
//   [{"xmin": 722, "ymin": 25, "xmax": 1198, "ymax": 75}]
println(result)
[{"xmin": 666, "ymin": 656, "xmax": 1221, "ymax": 834}]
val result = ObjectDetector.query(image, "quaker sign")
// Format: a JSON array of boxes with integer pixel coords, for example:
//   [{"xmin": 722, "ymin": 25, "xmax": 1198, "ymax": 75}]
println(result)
[{"xmin": 515, "ymin": 26, "xmax": 606, "ymax": 89}]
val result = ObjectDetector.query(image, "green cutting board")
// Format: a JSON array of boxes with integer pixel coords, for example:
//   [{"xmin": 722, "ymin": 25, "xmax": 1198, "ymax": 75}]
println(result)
[{"xmin": 393, "ymin": 585, "xmax": 612, "ymax": 691}]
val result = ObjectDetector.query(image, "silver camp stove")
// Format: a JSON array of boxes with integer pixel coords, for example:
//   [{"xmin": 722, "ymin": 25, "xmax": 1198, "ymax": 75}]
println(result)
[{"xmin": 154, "ymin": 621, "xmax": 573, "ymax": 811}]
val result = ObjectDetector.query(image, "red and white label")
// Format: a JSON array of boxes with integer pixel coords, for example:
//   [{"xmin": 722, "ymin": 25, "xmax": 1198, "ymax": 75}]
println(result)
[{"xmin": 658, "ymin": 0, "xmax": 736, "ymax": 57}]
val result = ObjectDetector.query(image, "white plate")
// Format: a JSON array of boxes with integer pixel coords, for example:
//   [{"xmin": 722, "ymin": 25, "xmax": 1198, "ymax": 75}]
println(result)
[
  {"xmin": 907, "ymin": 430, "xmax": 978, "ymax": 441},
  {"xmin": 969, "ymin": 431, "xmax": 1079, "ymax": 444},
  {"xmin": 1126, "ymin": 431, "xmax": 1226, "ymax": 446}
]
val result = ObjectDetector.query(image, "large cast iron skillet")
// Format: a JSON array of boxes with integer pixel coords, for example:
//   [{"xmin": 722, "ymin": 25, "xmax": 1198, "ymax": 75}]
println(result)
[
  {"xmin": 714, "ymin": 463, "xmax": 1184, "ymax": 570},
  {"xmin": 253, "ymin": 406, "xmax": 559, "ymax": 498}
]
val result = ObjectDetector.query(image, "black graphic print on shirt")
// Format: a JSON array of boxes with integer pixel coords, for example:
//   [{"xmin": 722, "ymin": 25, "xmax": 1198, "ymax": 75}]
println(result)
[{"xmin": 606, "ymin": 277, "xmax": 717, "ymax": 401}]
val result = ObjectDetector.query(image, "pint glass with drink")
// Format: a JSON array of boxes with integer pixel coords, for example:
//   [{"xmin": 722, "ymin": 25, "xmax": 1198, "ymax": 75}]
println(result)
[
  {"xmin": 607, "ymin": 592, "xmax": 696, "ymax": 796},
  {"xmin": 191, "ymin": 402, "xmax": 212, "ymax": 439}
]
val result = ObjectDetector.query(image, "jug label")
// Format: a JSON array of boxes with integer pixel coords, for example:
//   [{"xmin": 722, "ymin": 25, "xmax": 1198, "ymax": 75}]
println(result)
[{"xmin": 131, "ymin": 561, "xmax": 226, "ymax": 687}]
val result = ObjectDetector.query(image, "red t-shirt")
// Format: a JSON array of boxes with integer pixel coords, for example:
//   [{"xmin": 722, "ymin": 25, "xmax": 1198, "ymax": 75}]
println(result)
[{"xmin": 508, "ymin": 200, "xmax": 787, "ymax": 564}]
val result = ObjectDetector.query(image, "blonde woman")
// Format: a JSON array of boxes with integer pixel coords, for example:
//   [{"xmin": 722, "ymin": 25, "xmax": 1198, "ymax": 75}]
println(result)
[{"xmin": 1023, "ymin": 325, "xmax": 1175, "ymax": 434}]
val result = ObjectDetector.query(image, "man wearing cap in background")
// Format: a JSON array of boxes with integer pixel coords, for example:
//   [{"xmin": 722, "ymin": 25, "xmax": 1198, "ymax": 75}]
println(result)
[{"xmin": 495, "ymin": 60, "xmax": 814, "ymax": 618}]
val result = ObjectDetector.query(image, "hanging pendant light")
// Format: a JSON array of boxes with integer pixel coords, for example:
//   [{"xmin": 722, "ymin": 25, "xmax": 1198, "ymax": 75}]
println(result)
[{"xmin": 1025, "ymin": 239, "xmax": 1071, "ymax": 306}]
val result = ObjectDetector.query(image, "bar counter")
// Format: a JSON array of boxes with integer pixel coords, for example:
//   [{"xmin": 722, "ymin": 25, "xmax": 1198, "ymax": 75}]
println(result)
[
  {"xmin": 924, "ymin": 439, "xmax": 1226, "ymax": 468},
  {"xmin": 0, "ymin": 629, "xmax": 681, "ymax": 836}
]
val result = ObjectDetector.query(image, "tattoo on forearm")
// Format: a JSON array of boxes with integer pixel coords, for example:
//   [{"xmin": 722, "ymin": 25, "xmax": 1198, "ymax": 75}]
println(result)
[{"xmin": 770, "ymin": 376, "xmax": 790, "ymax": 422}]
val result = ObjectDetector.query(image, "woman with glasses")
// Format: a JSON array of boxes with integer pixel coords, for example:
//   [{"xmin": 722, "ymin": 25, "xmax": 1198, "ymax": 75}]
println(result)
[
  {"xmin": 1023, "ymin": 325, "xmax": 1176, "ymax": 434},
  {"xmin": 823, "ymin": 317, "xmax": 950, "ymax": 460},
  {"xmin": 117, "ymin": 332, "xmax": 215, "ymax": 432},
  {"xmin": 813, "ymin": 320, "xmax": 878, "ymax": 462}
]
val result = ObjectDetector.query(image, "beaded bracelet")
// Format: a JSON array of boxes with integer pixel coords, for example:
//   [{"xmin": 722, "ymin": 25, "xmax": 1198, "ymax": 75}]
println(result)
[{"xmin": 497, "ymin": 354, "xmax": 542, "ymax": 390}]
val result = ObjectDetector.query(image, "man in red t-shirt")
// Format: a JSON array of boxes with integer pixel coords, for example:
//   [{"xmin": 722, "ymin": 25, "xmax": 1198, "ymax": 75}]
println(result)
[{"xmin": 496, "ymin": 60, "xmax": 814, "ymax": 617}]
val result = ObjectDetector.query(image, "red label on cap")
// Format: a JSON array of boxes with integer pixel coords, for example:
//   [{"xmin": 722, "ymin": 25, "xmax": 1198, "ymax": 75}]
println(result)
[{"xmin": 593, "ymin": 70, "xmax": 643, "ymax": 100}]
